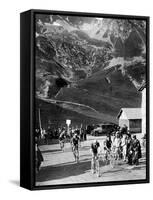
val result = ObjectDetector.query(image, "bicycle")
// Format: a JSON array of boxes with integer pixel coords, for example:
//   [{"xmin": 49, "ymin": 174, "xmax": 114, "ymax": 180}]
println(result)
[
  {"xmin": 91, "ymin": 154, "xmax": 100, "ymax": 177},
  {"xmin": 108, "ymin": 148, "xmax": 116, "ymax": 168},
  {"xmin": 72, "ymin": 144, "xmax": 79, "ymax": 163},
  {"xmin": 102, "ymin": 147, "xmax": 116, "ymax": 168},
  {"xmin": 59, "ymin": 139, "xmax": 65, "ymax": 151}
]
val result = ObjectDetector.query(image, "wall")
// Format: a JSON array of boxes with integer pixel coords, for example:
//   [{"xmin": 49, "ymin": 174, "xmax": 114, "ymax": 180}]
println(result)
[
  {"xmin": 119, "ymin": 110, "xmax": 127, "ymax": 120},
  {"xmin": 119, "ymin": 119, "xmax": 129, "ymax": 129}
]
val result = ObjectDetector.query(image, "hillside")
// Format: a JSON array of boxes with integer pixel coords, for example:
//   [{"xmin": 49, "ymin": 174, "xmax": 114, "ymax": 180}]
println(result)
[{"xmin": 35, "ymin": 15, "xmax": 146, "ymax": 127}]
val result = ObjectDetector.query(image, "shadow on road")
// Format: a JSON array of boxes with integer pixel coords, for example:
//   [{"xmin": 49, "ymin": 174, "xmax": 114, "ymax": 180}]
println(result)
[
  {"xmin": 41, "ymin": 149, "xmax": 61, "ymax": 154},
  {"xmin": 36, "ymin": 159, "xmax": 91, "ymax": 183},
  {"xmin": 36, "ymin": 155, "xmax": 146, "ymax": 183}
]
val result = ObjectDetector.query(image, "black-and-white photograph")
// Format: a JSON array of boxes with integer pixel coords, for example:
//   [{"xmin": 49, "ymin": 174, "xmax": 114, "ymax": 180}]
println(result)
[{"xmin": 34, "ymin": 13, "xmax": 148, "ymax": 187}]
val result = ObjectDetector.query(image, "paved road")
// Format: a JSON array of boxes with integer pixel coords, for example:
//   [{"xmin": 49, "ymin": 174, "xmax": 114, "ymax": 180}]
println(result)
[{"xmin": 36, "ymin": 135, "xmax": 146, "ymax": 186}]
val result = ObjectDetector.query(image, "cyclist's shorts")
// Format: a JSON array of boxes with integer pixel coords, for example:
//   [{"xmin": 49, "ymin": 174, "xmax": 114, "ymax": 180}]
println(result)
[
  {"xmin": 92, "ymin": 153, "xmax": 99, "ymax": 160},
  {"xmin": 73, "ymin": 144, "xmax": 78, "ymax": 150}
]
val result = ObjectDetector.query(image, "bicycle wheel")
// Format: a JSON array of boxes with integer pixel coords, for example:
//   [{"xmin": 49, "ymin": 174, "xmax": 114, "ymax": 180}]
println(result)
[
  {"xmin": 96, "ymin": 159, "xmax": 100, "ymax": 177},
  {"xmin": 60, "ymin": 140, "xmax": 64, "ymax": 151},
  {"xmin": 91, "ymin": 158, "xmax": 95, "ymax": 174}
]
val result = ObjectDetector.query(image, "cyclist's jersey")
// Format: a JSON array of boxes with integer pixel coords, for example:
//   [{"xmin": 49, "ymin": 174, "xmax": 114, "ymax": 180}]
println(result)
[
  {"xmin": 59, "ymin": 131, "xmax": 65, "ymax": 141},
  {"xmin": 104, "ymin": 139, "xmax": 112, "ymax": 150},
  {"xmin": 72, "ymin": 135, "xmax": 79, "ymax": 146},
  {"xmin": 91, "ymin": 141, "xmax": 100, "ymax": 155}
]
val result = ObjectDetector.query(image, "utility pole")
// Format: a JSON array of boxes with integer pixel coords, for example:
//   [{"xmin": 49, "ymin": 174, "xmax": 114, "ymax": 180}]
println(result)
[{"xmin": 38, "ymin": 108, "xmax": 42, "ymax": 131}]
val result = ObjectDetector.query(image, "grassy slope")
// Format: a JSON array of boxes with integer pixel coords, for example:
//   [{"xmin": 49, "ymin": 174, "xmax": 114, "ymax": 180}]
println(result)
[
  {"xmin": 36, "ymin": 99, "xmax": 105, "ymax": 129},
  {"xmin": 53, "ymin": 67, "xmax": 141, "ymax": 123}
]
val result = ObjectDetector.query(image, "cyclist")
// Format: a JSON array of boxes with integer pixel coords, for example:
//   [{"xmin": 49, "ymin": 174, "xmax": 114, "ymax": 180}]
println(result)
[
  {"xmin": 71, "ymin": 133, "xmax": 80, "ymax": 163},
  {"xmin": 103, "ymin": 135, "xmax": 112, "ymax": 162},
  {"xmin": 59, "ymin": 128, "xmax": 66, "ymax": 151},
  {"xmin": 90, "ymin": 140, "xmax": 100, "ymax": 177}
]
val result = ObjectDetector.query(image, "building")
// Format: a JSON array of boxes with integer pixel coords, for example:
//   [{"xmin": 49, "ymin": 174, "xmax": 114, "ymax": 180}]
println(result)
[
  {"xmin": 117, "ymin": 108, "xmax": 142, "ymax": 133},
  {"xmin": 138, "ymin": 82, "xmax": 146, "ymax": 135}
]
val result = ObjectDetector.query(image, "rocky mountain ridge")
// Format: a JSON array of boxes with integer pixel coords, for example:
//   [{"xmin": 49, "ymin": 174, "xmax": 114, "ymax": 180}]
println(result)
[{"xmin": 35, "ymin": 15, "xmax": 146, "ymax": 125}]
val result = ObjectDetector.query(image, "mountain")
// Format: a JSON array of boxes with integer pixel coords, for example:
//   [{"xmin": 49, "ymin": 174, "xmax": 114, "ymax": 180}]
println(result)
[{"xmin": 35, "ymin": 15, "xmax": 146, "ymax": 127}]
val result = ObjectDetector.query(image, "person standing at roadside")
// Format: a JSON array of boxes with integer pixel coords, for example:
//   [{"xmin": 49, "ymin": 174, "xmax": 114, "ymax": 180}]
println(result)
[
  {"xmin": 121, "ymin": 134, "xmax": 127, "ymax": 162},
  {"xmin": 113, "ymin": 132, "xmax": 121, "ymax": 160},
  {"xmin": 35, "ymin": 137, "xmax": 44, "ymax": 173},
  {"xmin": 132, "ymin": 135, "xmax": 142, "ymax": 165},
  {"xmin": 126, "ymin": 134, "xmax": 133, "ymax": 165}
]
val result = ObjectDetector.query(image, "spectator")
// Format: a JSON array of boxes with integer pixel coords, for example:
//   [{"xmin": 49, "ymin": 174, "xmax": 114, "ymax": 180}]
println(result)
[
  {"xmin": 126, "ymin": 134, "xmax": 133, "ymax": 165},
  {"xmin": 132, "ymin": 135, "xmax": 142, "ymax": 165},
  {"xmin": 121, "ymin": 134, "xmax": 127, "ymax": 162}
]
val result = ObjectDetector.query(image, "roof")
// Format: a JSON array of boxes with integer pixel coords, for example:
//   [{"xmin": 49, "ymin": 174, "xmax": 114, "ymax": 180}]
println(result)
[
  {"xmin": 117, "ymin": 108, "xmax": 142, "ymax": 119},
  {"xmin": 138, "ymin": 82, "xmax": 146, "ymax": 91}
]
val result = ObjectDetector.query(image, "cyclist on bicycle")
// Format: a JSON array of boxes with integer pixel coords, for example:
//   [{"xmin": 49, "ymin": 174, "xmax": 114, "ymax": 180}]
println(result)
[
  {"xmin": 59, "ymin": 128, "xmax": 66, "ymax": 151},
  {"xmin": 90, "ymin": 140, "xmax": 100, "ymax": 176},
  {"xmin": 71, "ymin": 133, "xmax": 80, "ymax": 163},
  {"xmin": 103, "ymin": 135, "xmax": 112, "ymax": 162}
]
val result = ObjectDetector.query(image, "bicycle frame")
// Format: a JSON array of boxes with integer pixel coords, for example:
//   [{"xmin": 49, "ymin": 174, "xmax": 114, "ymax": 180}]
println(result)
[
  {"xmin": 72, "ymin": 145, "xmax": 79, "ymax": 163},
  {"xmin": 91, "ymin": 155, "xmax": 100, "ymax": 177}
]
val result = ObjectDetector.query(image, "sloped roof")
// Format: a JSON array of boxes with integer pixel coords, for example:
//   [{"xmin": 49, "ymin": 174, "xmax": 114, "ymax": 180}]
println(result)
[
  {"xmin": 117, "ymin": 108, "xmax": 142, "ymax": 119},
  {"xmin": 138, "ymin": 82, "xmax": 146, "ymax": 91}
]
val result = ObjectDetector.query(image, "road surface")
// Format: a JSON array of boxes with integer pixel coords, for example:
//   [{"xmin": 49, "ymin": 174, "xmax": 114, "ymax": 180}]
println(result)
[{"xmin": 36, "ymin": 135, "xmax": 146, "ymax": 186}]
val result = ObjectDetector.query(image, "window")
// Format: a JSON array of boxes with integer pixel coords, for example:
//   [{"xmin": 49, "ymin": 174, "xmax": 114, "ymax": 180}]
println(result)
[{"xmin": 129, "ymin": 119, "xmax": 142, "ymax": 128}]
